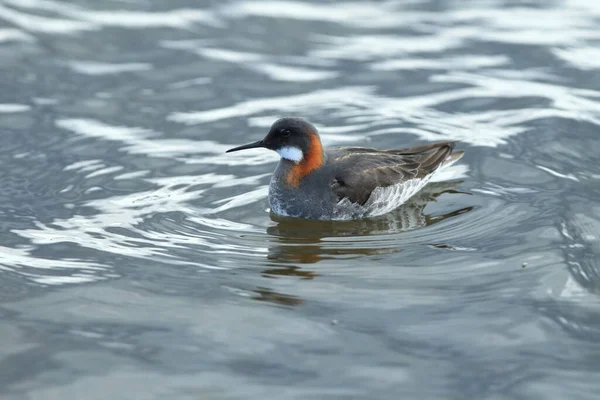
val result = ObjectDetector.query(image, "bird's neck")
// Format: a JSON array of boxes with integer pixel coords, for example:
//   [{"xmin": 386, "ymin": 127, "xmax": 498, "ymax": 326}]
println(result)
[{"xmin": 285, "ymin": 134, "xmax": 324, "ymax": 187}]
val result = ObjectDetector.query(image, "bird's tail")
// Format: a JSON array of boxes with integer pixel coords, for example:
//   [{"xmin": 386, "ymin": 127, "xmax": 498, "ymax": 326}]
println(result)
[{"xmin": 441, "ymin": 149, "xmax": 464, "ymax": 169}]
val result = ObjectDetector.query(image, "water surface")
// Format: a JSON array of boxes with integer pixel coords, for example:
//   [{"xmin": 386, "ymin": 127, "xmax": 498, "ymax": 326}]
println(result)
[{"xmin": 1, "ymin": 0, "xmax": 600, "ymax": 399}]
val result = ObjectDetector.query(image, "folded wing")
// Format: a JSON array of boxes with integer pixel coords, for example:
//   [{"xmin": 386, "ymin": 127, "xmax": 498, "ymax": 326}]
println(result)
[{"xmin": 330, "ymin": 141, "xmax": 460, "ymax": 205}]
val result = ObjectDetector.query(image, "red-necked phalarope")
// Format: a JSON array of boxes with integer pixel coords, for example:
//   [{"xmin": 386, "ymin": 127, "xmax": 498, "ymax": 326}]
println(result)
[{"xmin": 226, "ymin": 117, "xmax": 464, "ymax": 220}]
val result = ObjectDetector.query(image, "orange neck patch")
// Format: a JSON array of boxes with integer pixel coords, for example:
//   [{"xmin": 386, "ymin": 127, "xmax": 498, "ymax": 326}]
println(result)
[{"xmin": 285, "ymin": 134, "xmax": 324, "ymax": 187}]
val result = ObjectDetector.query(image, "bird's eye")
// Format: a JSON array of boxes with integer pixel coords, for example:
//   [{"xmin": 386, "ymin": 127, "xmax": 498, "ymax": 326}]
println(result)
[{"xmin": 281, "ymin": 129, "xmax": 291, "ymax": 137}]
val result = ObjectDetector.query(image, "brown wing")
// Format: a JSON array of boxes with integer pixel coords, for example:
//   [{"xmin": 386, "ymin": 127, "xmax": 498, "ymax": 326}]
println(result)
[{"xmin": 330, "ymin": 141, "xmax": 459, "ymax": 205}]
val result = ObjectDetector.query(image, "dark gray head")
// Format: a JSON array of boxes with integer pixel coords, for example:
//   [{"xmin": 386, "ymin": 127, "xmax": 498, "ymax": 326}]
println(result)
[{"xmin": 226, "ymin": 117, "xmax": 321, "ymax": 163}]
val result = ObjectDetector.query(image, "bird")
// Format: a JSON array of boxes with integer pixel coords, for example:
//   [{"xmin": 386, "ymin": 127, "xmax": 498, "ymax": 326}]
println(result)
[{"xmin": 226, "ymin": 117, "xmax": 463, "ymax": 220}]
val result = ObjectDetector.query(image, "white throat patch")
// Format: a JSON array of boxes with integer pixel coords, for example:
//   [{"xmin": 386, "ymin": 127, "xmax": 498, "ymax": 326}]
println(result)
[{"xmin": 276, "ymin": 146, "xmax": 303, "ymax": 163}]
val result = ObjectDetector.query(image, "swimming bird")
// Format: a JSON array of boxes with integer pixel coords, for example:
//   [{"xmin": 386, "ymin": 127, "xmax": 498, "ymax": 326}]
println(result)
[{"xmin": 226, "ymin": 117, "xmax": 463, "ymax": 220}]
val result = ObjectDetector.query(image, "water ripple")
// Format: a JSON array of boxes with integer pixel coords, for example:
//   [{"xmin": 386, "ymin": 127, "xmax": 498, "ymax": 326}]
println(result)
[{"xmin": 1, "ymin": 0, "xmax": 600, "ymax": 397}]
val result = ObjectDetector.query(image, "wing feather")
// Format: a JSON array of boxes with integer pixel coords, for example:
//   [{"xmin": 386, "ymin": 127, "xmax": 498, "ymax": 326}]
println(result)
[{"xmin": 330, "ymin": 141, "xmax": 458, "ymax": 205}]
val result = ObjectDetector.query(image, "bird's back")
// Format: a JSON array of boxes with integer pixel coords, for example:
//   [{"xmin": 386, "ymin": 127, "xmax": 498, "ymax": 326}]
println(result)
[{"xmin": 325, "ymin": 141, "xmax": 462, "ymax": 206}]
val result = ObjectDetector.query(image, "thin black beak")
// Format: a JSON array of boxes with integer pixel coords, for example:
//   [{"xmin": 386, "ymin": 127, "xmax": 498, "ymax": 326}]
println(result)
[{"xmin": 225, "ymin": 140, "xmax": 265, "ymax": 153}]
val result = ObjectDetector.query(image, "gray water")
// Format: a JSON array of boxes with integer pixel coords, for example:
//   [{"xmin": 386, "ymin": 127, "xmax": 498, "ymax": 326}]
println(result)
[{"xmin": 1, "ymin": 0, "xmax": 600, "ymax": 399}]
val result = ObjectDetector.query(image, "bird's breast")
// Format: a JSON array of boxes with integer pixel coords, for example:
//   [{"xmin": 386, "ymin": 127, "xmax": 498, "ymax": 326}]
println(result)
[{"xmin": 268, "ymin": 166, "xmax": 335, "ymax": 219}]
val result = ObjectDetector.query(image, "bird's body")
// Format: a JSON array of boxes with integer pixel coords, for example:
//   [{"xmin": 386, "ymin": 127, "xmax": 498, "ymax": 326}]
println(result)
[{"xmin": 226, "ymin": 117, "xmax": 463, "ymax": 220}]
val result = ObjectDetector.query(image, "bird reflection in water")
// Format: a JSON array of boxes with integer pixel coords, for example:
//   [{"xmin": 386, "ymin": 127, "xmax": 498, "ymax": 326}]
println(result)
[
  {"xmin": 264, "ymin": 180, "xmax": 472, "ymax": 271},
  {"xmin": 252, "ymin": 179, "xmax": 471, "ymax": 307},
  {"xmin": 252, "ymin": 287, "xmax": 305, "ymax": 306}
]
